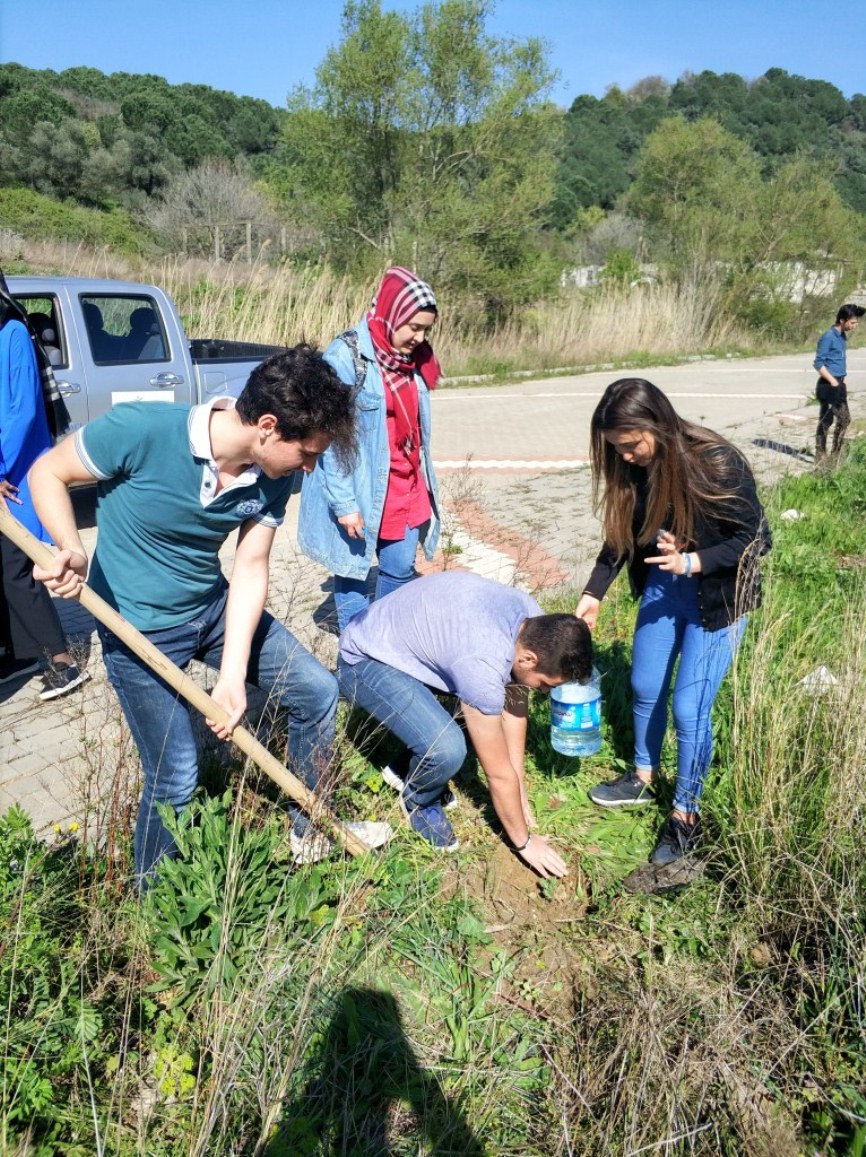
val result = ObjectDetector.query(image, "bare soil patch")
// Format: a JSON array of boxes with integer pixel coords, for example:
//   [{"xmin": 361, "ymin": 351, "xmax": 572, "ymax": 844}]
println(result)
[
  {"xmin": 443, "ymin": 841, "xmax": 588, "ymax": 931},
  {"xmin": 441, "ymin": 841, "xmax": 593, "ymax": 1018}
]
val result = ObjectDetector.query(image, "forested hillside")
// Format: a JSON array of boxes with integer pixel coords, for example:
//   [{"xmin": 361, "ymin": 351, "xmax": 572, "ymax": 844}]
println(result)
[
  {"xmin": 1, "ymin": 0, "xmax": 864, "ymax": 341},
  {"xmin": 553, "ymin": 68, "xmax": 866, "ymax": 225},
  {"xmin": 0, "ymin": 62, "xmax": 284, "ymax": 209}
]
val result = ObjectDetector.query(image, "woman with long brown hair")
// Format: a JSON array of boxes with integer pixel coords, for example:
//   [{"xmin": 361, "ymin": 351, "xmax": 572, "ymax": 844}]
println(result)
[{"xmin": 575, "ymin": 378, "xmax": 769, "ymax": 866}]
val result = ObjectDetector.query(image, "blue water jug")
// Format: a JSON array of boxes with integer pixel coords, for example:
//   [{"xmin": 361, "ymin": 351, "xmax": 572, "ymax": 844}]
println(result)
[{"xmin": 550, "ymin": 668, "xmax": 602, "ymax": 756}]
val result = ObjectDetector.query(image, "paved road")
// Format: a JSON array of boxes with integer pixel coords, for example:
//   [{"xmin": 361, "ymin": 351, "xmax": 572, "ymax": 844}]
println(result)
[
  {"xmin": 429, "ymin": 351, "xmax": 831, "ymax": 467},
  {"xmin": 2, "ymin": 348, "xmax": 863, "ymax": 834}
]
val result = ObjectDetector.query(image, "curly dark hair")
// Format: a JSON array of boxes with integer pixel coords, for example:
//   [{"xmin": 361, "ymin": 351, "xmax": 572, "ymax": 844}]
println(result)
[{"xmin": 236, "ymin": 344, "xmax": 357, "ymax": 471}]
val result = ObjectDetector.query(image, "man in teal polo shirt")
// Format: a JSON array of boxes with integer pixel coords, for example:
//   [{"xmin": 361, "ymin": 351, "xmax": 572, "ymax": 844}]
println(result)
[{"xmin": 30, "ymin": 346, "xmax": 390, "ymax": 888}]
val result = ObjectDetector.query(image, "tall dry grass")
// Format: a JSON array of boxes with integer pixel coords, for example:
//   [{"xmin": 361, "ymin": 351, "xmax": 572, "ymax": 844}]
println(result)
[
  {"xmin": 154, "ymin": 259, "xmax": 749, "ymax": 373},
  {"xmin": 5, "ymin": 236, "xmax": 750, "ymax": 376},
  {"xmin": 471, "ymin": 274, "xmax": 744, "ymax": 373},
  {"xmin": 720, "ymin": 573, "xmax": 866, "ymax": 923}
]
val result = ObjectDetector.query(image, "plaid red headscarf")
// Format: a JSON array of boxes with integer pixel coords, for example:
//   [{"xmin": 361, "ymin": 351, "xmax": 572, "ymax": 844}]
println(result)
[
  {"xmin": 366, "ymin": 266, "xmax": 441, "ymax": 461},
  {"xmin": 368, "ymin": 265, "xmax": 441, "ymax": 378}
]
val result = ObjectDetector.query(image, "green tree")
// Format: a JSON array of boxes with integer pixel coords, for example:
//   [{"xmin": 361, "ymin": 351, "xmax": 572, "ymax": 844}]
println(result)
[
  {"xmin": 271, "ymin": 0, "xmax": 559, "ymax": 316},
  {"xmin": 836, "ymin": 135, "xmax": 866, "ymax": 215},
  {"xmin": 625, "ymin": 116, "xmax": 761, "ymax": 265},
  {"xmin": 668, "ymin": 69, "xmax": 749, "ymax": 133},
  {"xmin": 627, "ymin": 117, "xmax": 866, "ymax": 335},
  {"xmin": 227, "ymin": 96, "xmax": 284, "ymax": 155},
  {"xmin": 120, "ymin": 90, "xmax": 178, "ymax": 134},
  {"xmin": 0, "ymin": 84, "xmax": 76, "ymax": 148},
  {"xmin": 749, "ymin": 154, "xmax": 859, "ymax": 264},
  {"xmin": 23, "ymin": 120, "xmax": 92, "ymax": 201},
  {"xmin": 165, "ymin": 113, "xmax": 231, "ymax": 167},
  {"xmin": 55, "ymin": 65, "xmax": 115, "ymax": 101},
  {"xmin": 552, "ymin": 85, "xmax": 668, "ymax": 225}
]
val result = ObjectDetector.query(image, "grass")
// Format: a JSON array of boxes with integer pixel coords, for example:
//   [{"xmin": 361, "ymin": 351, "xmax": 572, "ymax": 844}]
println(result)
[
  {"xmin": 4, "ymin": 429, "xmax": 866, "ymax": 1152},
  {"xmin": 0, "ymin": 235, "xmax": 759, "ymax": 379}
]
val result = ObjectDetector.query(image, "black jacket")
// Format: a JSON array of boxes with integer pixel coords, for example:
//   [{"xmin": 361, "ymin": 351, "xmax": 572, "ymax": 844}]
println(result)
[{"xmin": 584, "ymin": 446, "xmax": 770, "ymax": 631}]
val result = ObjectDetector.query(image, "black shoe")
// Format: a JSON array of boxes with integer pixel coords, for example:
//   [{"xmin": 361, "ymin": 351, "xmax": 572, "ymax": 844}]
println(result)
[
  {"xmin": 650, "ymin": 815, "xmax": 701, "ymax": 866},
  {"xmin": 0, "ymin": 657, "xmax": 41, "ymax": 684},
  {"xmin": 588, "ymin": 770, "xmax": 654, "ymax": 808},
  {"xmin": 39, "ymin": 662, "xmax": 91, "ymax": 701}
]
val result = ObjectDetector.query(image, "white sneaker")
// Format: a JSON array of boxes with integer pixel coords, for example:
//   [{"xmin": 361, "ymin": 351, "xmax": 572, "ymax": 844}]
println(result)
[
  {"xmin": 381, "ymin": 765, "xmax": 458, "ymax": 811},
  {"xmin": 290, "ymin": 820, "xmax": 393, "ymax": 865}
]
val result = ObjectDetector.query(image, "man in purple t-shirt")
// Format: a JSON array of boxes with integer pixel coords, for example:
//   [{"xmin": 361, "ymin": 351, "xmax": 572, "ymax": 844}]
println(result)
[{"xmin": 338, "ymin": 571, "xmax": 592, "ymax": 878}]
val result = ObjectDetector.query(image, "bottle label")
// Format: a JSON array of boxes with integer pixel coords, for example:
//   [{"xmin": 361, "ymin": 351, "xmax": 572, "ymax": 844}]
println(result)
[{"xmin": 551, "ymin": 696, "xmax": 601, "ymax": 731}]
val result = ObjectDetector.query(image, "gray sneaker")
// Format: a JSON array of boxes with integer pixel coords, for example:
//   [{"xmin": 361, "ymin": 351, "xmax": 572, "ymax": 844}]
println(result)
[
  {"xmin": 39, "ymin": 662, "xmax": 91, "ymax": 701},
  {"xmin": 588, "ymin": 770, "xmax": 654, "ymax": 808}
]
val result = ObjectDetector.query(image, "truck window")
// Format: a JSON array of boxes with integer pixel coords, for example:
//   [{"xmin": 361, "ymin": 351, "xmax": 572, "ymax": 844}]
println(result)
[
  {"xmin": 12, "ymin": 293, "xmax": 67, "ymax": 368},
  {"xmin": 79, "ymin": 295, "xmax": 168, "ymax": 364}
]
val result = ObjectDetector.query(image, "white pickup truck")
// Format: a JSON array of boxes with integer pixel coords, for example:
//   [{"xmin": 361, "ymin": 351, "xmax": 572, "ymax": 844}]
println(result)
[{"xmin": 7, "ymin": 276, "xmax": 286, "ymax": 432}]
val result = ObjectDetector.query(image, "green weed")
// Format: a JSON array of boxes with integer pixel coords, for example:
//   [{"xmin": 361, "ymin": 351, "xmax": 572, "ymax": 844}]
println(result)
[{"xmin": 5, "ymin": 449, "xmax": 866, "ymax": 1154}]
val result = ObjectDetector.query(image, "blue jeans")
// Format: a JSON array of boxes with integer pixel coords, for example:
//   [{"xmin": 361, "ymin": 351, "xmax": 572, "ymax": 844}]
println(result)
[
  {"xmin": 631, "ymin": 570, "xmax": 746, "ymax": 813},
  {"xmin": 98, "ymin": 584, "xmax": 338, "ymax": 889},
  {"xmin": 333, "ymin": 522, "xmax": 425, "ymax": 633},
  {"xmin": 336, "ymin": 656, "xmax": 465, "ymax": 809}
]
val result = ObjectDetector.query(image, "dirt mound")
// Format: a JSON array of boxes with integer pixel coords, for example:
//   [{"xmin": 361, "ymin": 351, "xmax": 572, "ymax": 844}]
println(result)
[
  {"xmin": 442, "ymin": 843, "xmax": 592, "ymax": 1021},
  {"xmin": 447, "ymin": 841, "xmax": 589, "ymax": 931}
]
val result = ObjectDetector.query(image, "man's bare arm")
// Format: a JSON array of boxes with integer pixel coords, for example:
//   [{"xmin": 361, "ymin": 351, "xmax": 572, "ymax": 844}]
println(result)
[
  {"xmin": 462, "ymin": 704, "xmax": 567, "ymax": 879},
  {"xmin": 207, "ymin": 519, "xmax": 275, "ymax": 738},
  {"xmin": 502, "ymin": 684, "xmax": 536, "ymax": 828},
  {"xmin": 28, "ymin": 438, "xmax": 96, "ymax": 597}
]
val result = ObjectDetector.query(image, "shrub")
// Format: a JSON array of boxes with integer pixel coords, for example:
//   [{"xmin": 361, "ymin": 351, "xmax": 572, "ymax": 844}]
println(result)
[{"xmin": 0, "ymin": 186, "xmax": 153, "ymax": 255}]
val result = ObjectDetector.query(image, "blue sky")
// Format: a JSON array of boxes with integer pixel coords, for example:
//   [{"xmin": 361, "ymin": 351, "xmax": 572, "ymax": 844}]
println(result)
[{"xmin": 1, "ymin": 0, "xmax": 863, "ymax": 108}]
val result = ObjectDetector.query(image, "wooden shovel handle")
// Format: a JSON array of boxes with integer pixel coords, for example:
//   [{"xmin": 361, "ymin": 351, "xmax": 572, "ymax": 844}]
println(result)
[{"xmin": 0, "ymin": 501, "xmax": 370, "ymax": 856}]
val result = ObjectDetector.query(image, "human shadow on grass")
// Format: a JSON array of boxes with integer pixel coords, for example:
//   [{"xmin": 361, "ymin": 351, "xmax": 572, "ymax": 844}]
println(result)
[{"xmin": 268, "ymin": 986, "xmax": 485, "ymax": 1156}]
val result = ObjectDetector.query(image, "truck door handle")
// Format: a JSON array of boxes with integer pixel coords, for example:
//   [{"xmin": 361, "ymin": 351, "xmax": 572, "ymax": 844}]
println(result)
[
  {"xmin": 149, "ymin": 372, "xmax": 185, "ymax": 388},
  {"xmin": 55, "ymin": 380, "xmax": 81, "ymax": 396}
]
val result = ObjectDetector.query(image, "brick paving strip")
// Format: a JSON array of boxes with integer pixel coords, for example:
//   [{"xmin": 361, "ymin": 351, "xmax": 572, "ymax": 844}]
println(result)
[{"xmin": 2, "ymin": 350, "xmax": 863, "ymax": 833}]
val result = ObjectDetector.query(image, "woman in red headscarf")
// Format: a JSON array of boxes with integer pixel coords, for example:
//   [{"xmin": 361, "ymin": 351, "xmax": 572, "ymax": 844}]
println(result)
[{"xmin": 299, "ymin": 267, "xmax": 442, "ymax": 631}]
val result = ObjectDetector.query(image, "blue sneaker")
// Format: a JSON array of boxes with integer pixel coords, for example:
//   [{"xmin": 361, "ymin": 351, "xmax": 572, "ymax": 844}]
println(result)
[
  {"xmin": 399, "ymin": 796, "xmax": 459, "ymax": 852},
  {"xmin": 650, "ymin": 815, "xmax": 701, "ymax": 867}
]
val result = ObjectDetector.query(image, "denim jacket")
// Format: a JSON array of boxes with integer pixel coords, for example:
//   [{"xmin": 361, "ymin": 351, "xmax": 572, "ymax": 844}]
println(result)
[{"xmin": 298, "ymin": 318, "xmax": 440, "ymax": 579}]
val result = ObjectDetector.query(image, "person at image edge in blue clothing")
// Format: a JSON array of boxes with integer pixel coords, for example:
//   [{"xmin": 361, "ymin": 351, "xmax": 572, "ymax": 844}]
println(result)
[
  {"xmin": 575, "ymin": 378, "xmax": 770, "ymax": 868},
  {"xmin": 338, "ymin": 571, "xmax": 593, "ymax": 878},
  {"xmin": 0, "ymin": 312, "xmax": 90, "ymax": 699},
  {"xmin": 28, "ymin": 347, "xmax": 392, "ymax": 889},
  {"xmin": 813, "ymin": 302, "xmax": 865, "ymax": 460},
  {"xmin": 298, "ymin": 266, "xmax": 441, "ymax": 631}
]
